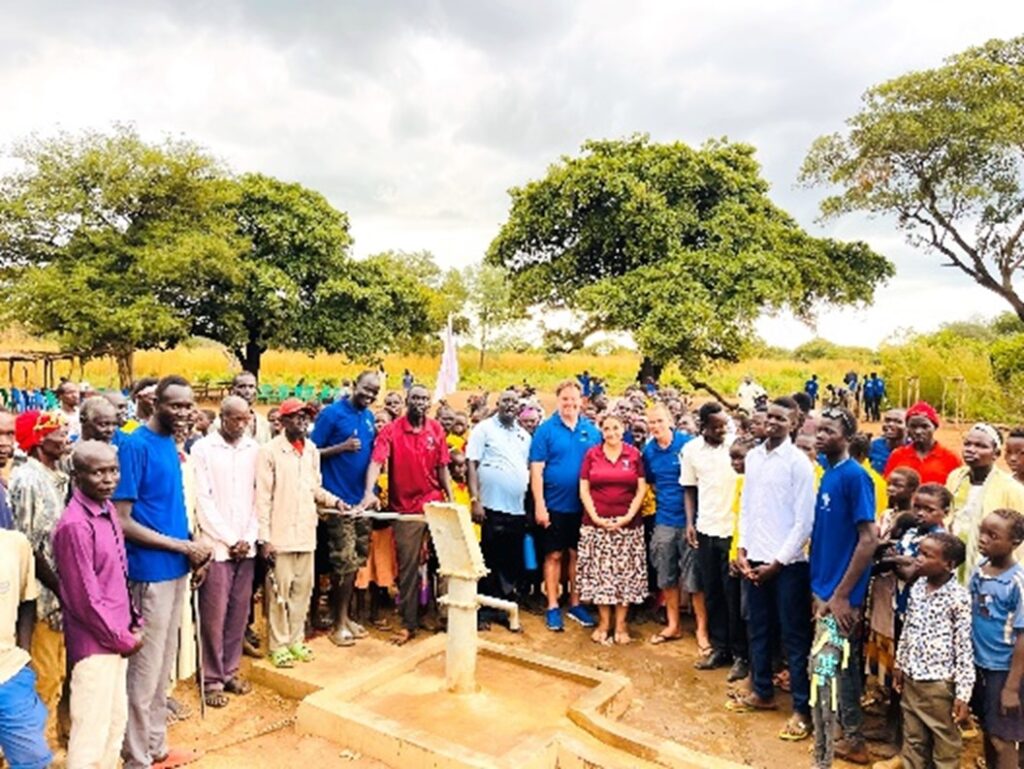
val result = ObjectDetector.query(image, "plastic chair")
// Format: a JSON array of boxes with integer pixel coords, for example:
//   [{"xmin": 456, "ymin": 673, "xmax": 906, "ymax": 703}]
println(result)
[
  {"xmin": 277, "ymin": 384, "xmax": 292, "ymax": 402},
  {"xmin": 258, "ymin": 384, "xmax": 274, "ymax": 404}
]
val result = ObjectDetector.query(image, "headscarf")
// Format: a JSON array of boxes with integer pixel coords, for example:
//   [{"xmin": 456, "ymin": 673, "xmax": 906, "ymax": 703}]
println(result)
[
  {"xmin": 905, "ymin": 401, "xmax": 940, "ymax": 428},
  {"xmin": 969, "ymin": 422, "xmax": 1003, "ymax": 451},
  {"xmin": 14, "ymin": 410, "xmax": 66, "ymax": 453}
]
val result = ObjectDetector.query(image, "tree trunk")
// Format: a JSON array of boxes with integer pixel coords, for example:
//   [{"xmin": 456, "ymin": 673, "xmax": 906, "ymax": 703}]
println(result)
[
  {"xmin": 478, "ymin": 326, "xmax": 487, "ymax": 370},
  {"xmin": 115, "ymin": 349, "xmax": 134, "ymax": 389},
  {"xmin": 637, "ymin": 356, "xmax": 663, "ymax": 384},
  {"xmin": 241, "ymin": 339, "xmax": 265, "ymax": 380}
]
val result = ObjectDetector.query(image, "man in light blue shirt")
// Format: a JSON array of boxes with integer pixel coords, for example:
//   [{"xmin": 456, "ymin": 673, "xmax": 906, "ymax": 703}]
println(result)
[{"xmin": 467, "ymin": 390, "xmax": 532, "ymax": 624}]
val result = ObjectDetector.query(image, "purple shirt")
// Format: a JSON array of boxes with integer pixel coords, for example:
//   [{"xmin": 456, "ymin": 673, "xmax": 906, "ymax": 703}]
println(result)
[{"xmin": 53, "ymin": 488, "xmax": 139, "ymax": 665}]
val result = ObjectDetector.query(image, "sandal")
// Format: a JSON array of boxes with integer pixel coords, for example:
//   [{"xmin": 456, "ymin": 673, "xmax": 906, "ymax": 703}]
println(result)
[
  {"xmin": 614, "ymin": 632, "xmax": 631, "ymax": 645},
  {"xmin": 223, "ymin": 678, "xmax": 252, "ymax": 696},
  {"xmin": 329, "ymin": 628, "xmax": 355, "ymax": 647},
  {"xmin": 204, "ymin": 691, "xmax": 229, "ymax": 708},
  {"xmin": 289, "ymin": 642, "xmax": 315, "ymax": 662},
  {"xmin": 778, "ymin": 714, "xmax": 811, "ymax": 741},
  {"xmin": 724, "ymin": 692, "xmax": 778, "ymax": 713},
  {"xmin": 371, "ymin": 617, "xmax": 392, "ymax": 631},
  {"xmin": 649, "ymin": 632, "xmax": 683, "ymax": 645},
  {"xmin": 270, "ymin": 648, "xmax": 295, "ymax": 668},
  {"xmin": 346, "ymin": 621, "xmax": 369, "ymax": 639},
  {"xmin": 390, "ymin": 628, "xmax": 414, "ymax": 646}
]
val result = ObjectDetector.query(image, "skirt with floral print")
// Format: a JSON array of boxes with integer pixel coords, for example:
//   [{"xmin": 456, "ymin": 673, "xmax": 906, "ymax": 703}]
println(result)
[{"xmin": 576, "ymin": 524, "xmax": 648, "ymax": 605}]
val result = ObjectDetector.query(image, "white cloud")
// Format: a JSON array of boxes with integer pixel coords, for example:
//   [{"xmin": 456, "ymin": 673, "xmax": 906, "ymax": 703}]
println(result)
[{"xmin": 2, "ymin": 1, "xmax": 1023, "ymax": 346}]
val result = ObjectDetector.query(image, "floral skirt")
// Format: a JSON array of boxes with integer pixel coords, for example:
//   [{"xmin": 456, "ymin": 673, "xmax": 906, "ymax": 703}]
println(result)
[{"xmin": 576, "ymin": 524, "xmax": 648, "ymax": 605}]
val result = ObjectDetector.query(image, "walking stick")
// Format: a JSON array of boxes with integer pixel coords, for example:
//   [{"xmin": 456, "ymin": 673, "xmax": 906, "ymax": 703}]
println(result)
[{"xmin": 192, "ymin": 585, "xmax": 206, "ymax": 719}]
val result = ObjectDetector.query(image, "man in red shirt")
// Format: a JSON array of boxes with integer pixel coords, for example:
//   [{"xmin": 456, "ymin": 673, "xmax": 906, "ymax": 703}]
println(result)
[
  {"xmin": 360, "ymin": 384, "xmax": 452, "ymax": 645},
  {"xmin": 883, "ymin": 402, "xmax": 962, "ymax": 484}
]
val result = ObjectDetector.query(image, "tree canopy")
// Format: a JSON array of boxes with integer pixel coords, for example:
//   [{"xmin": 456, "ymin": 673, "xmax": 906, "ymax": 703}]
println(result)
[
  {"xmin": 487, "ymin": 134, "xmax": 893, "ymax": 380},
  {"xmin": 0, "ymin": 125, "xmax": 241, "ymax": 384},
  {"xmin": 801, "ymin": 35, "xmax": 1024, "ymax": 322},
  {"xmin": 0, "ymin": 128, "xmax": 446, "ymax": 382}
]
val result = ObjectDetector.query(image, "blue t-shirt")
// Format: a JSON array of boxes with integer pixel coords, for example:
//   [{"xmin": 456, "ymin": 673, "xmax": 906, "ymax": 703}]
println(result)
[
  {"xmin": 810, "ymin": 457, "xmax": 876, "ymax": 606},
  {"xmin": 970, "ymin": 561, "xmax": 1024, "ymax": 670},
  {"xmin": 642, "ymin": 431, "xmax": 693, "ymax": 528},
  {"xmin": 311, "ymin": 397, "xmax": 376, "ymax": 505},
  {"xmin": 528, "ymin": 414, "xmax": 600, "ymax": 514},
  {"xmin": 868, "ymin": 437, "xmax": 892, "ymax": 475},
  {"xmin": 576, "ymin": 374, "xmax": 592, "ymax": 398},
  {"xmin": 805, "ymin": 379, "xmax": 818, "ymax": 398},
  {"xmin": 112, "ymin": 426, "xmax": 190, "ymax": 583}
]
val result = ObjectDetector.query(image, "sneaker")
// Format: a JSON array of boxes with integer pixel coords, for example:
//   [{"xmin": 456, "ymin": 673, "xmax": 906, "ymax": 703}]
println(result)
[
  {"xmin": 545, "ymin": 608, "xmax": 564, "ymax": 632},
  {"xmin": 566, "ymin": 605, "xmax": 596, "ymax": 628}
]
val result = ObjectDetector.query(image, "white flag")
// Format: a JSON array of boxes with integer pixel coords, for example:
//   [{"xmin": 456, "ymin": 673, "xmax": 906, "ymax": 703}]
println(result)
[{"xmin": 433, "ymin": 316, "xmax": 459, "ymax": 403}]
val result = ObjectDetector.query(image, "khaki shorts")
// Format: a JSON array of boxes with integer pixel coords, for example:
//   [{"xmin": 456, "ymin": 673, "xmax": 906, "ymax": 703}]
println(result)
[{"xmin": 323, "ymin": 516, "xmax": 371, "ymax": 578}]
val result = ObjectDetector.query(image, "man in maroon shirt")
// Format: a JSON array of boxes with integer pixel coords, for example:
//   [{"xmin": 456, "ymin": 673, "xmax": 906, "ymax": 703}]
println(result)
[
  {"xmin": 54, "ymin": 440, "xmax": 144, "ymax": 769},
  {"xmin": 360, "ymin": 384, "xmax": 452, "ymax": 645}
]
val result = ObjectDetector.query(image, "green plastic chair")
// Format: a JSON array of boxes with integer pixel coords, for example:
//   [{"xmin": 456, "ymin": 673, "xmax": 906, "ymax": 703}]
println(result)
[
  {"xmin": 277, "ymin": 384, "xmax": 292, "ymax": 402},
  {"xmin": 258, "ymin": 384, "xmax": 274, "ymax": 404},
  {"xmin": 318, "ymin": 384, "xmax": 334, "ymax": 402}
]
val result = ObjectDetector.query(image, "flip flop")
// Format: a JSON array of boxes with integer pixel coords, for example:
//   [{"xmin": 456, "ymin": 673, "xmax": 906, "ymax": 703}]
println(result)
[
  {"xmin": 725, "ymin": 693, "xmax": 777, "ymax": 713},
  {"xmin": 204, "ymin": 691, "xmax": 229, "ymax": 708},
  {"xmin": 778, "ymin": 714, "xmax": 811, "ymax": 741},
  {"xmin": 152, "ymin": 748, "xmax": 203, "ymax": 768},
  {"xmin": 329, "ymin": 629, "xmax": 355, "ymax": 647},
  {"xmin": 346, "ymin": 621, "xmax": 369, "ymax": 639},
  {"xmin": 649, "ymin": 632, "xmax": 683, "ymax": 645}
]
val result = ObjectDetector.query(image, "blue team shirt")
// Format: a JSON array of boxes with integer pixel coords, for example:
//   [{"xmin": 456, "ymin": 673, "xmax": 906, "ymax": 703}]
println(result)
[
  {"xmin": 311, "ymin": 397, "xmax": 377, "ymax": 505},
  {"xmin": 528, "ymin": 414, "xmax": 600, "ymax": 514},
  {"xmin": 112, "ymin": 426, "xmax": 190, "ymax": 583},
  {"xmin": 868, "ymin": 437, "xmax": 892, "ymax": 475},
  {"xmin": 810, "ymin": 457, "xmax": 876, "ymax": 606},
  {"xmin": 970, "ymin": 561, "xmax": 1024, "ymax": 670},
  {"xmin": 642, "ymin": 431, "xmax": 693, "ymax": 528}
]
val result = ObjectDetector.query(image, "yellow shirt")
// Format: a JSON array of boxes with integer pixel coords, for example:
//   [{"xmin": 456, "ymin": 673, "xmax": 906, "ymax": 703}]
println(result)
[
  {"xmin": 0, "ymin": 530, "xmax": 37, "ymax": 685},
  {"xmin": 859, "ymin": 459, "xmax": 888, "ymax": 518},
  {"xmin": 447, "ymin": 434, "xmax": 467, "ymax": 453},
  {"xmin": 451, "ymin": 481, "xmax": 479, "ymax": 540},
  {"xmin": 728, "ymin": 476, "xmax": 744, "ymax": 562}
]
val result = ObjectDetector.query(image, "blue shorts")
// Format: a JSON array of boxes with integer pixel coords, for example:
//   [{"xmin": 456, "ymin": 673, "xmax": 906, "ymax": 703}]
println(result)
[{"xmin": 0, "ymin": 665, "xmax": 52, "ymax": 769}]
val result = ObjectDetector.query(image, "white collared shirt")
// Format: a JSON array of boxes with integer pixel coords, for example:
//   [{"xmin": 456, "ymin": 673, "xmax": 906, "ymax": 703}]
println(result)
[
  {"xmin": 191, "ymin": 431, "xmax": 260, "ymax": 561},
  {"xmin": 738, "ymin": 438, "xmax": 816, "ymax": 564}
]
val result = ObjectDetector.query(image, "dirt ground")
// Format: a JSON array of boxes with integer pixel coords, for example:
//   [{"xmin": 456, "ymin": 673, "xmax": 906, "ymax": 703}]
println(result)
[{"xmin": 164, "ymin": 607, "xmax": 984, "ymax": 769}]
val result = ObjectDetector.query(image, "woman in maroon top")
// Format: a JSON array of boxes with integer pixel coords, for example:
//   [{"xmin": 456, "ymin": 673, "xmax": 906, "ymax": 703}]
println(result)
[{"xmin": 577, "ymin": 413, "xmax": 648, "ymax": 645}]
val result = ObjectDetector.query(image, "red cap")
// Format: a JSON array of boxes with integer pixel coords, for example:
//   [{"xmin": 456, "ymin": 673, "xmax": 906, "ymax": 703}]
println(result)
[
  {"xmin": 906, "ymin": 401, "xmax": 940, "ymax": 428},
  {"xmin": 15, "ymin": 410, "xmax": 66, "ymax": 453},
  {"xmin": 277, "ymin": 398, "xmax": 312, "ymax": 417}
]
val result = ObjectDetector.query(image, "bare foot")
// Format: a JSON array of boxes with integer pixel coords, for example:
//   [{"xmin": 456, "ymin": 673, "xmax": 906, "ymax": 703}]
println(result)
[
  {"xmin": 591, "ymin": 627, "xmax": 611, "ymax": 645},
  {"xmin": 614, "ymin": 630, "xmax": 631, "ymax": 645}
]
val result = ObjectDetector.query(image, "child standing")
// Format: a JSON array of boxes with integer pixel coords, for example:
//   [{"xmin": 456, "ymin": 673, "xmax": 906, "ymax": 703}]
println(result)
[
  {"xmin": 893, "ymin": 532, "xmax": 973, "ymax": 769},
  {"xmin": 970, "ymin": 509, "xmax": 1024, "ymax": 769},
  {"xmin": 1005, "ymin": 428, "xmax": 1024, "ymax": 486}
]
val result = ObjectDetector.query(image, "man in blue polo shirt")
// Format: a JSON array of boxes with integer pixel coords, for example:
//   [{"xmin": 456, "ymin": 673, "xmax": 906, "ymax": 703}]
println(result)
[
  {"xmin": 114, "ymin": 375, "xmax": 212, "ymax": 769},
  {"xmin": 643, "ymin": 403, "xmax": 694, "ymax": 644},
  {"xmin": 529, "ymin": 380, "xmax": 600, "ymax": 631},
  {"xmin": 311, "ymin": 370, "xmax": 380, "ymax": 648},
  {"xmin": 467, "ymin": 388, "xmax": 532, "ymax": 625},
  {"xmin": 810, "ymin": 406, "xmax": 878, "ymax": 765}
]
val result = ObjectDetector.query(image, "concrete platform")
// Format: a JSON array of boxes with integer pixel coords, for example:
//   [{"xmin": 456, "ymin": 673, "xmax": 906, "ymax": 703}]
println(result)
[{"xmin": 251, "ymin": 633, "xmax": 746, "ymax": 769}]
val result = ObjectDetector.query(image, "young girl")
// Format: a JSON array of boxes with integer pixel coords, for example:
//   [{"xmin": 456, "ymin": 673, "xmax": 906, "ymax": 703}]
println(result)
[
  {"xmin": 1005, "ymin": 428, "xmax": 1024, "ymax": 486},
  {"xmin": 970, "ymin": 509, "xmax": 1024, "ymax": 769}
]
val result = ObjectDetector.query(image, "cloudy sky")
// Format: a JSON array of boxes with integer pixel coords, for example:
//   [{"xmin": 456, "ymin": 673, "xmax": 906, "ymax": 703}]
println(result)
[{"xmin": 3, "ymin": 1, "xmax": 1022, "ymax": 347}]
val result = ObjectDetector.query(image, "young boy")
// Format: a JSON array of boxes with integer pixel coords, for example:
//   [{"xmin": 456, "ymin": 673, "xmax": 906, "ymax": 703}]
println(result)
[
  {"xmin": 1005, "ymin": 428, "xmax": 1024, "ymax": 486},
  {"xmin": 893, "ymin": 532, "xmax": 973, "ymax": 769},
  {"xmin": 256, "ymin": 398, "xmax": 345, "ymax": 669},
  {"xmin": 970, "ymin": 509, "xmax": 1024, "ymax": 769},
  {"xmin": 0, "ymin": 527, "xmax": 51, "ymax": 769},
  {"xmin": 53, "ymin": 441, "xmax": 144, "ymax": 769}
]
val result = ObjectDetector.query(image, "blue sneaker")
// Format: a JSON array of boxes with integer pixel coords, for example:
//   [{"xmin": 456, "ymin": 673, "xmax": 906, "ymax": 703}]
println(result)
[
  {"xmin": 545, "ymin": 608, "xmax": 564, "ymax": 632},
  {"xmin": 566, "ymin": 605, "xmax": 596, "ymax": 628}
]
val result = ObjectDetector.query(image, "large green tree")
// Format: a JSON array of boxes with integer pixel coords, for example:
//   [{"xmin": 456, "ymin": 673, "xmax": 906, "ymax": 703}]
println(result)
[
  {"xmin": 0, "ymin": 125, "xmax": 241, "ymax": 384},
  {"xmin": 801, "ymin": 35, "xmax": 1024, "ymax": 321},
  {"xmin": 487, "ymin": 135, "xmax": 893, "ymax": 384},
  {"xmin": 191, "ymin": 174, "xmax": 441, "ymax": 377}
]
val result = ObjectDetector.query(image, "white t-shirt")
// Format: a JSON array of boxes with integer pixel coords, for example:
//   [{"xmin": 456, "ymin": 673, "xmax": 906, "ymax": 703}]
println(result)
[{"xmin": 680, "ymin": 436, "xmax": 737, "ymax": 538}]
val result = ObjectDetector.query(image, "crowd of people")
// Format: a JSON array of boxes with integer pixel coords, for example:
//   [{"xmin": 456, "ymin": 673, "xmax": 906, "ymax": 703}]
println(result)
[{"xmin": 2, "ymin": 369, "xmax": 1024, "ymax": 769}]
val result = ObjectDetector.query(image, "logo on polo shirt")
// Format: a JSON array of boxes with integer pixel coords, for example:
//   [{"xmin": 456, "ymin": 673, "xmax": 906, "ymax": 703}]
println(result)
[{"xmin": 426, "ymin": 435, "xmax": 436, "ymax": 449}]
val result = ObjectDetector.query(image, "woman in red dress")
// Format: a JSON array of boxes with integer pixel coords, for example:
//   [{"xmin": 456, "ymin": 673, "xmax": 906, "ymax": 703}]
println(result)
[{"xmin": 577, "ymin": 413, "xmax": 648, "ymax": 645}]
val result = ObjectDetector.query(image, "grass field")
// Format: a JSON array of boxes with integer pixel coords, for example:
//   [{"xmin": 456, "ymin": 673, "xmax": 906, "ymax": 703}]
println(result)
[{"xmin": 0, "ymin": 329, "xmax": 871, "ymax": 407}]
